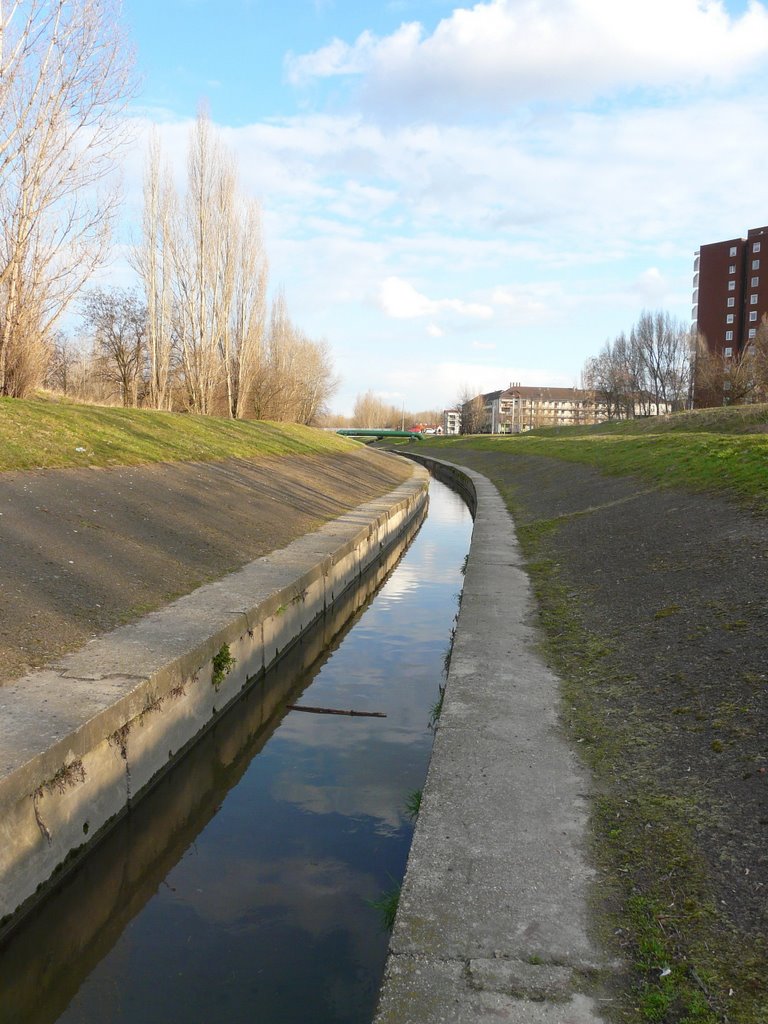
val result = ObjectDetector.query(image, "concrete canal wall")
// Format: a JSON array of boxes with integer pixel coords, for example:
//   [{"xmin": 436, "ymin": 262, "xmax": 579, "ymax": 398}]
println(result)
[
  {"xmin": 0, "ymin": 462, "xmax": 429, "ymax": 932},
  {"xmin": 376, "ymin": 453, "xmax": 613, "ymax": 1024}
]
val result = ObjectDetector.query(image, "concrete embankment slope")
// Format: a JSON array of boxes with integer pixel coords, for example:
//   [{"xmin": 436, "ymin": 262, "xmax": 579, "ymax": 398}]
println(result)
[
  {"xmin": 376, "ymin": 455, "xmax": 613, "ymax": 1024},
  {"xmin": 0, "ymin": 455, "xmax": 428, "ymax": 931},
  {"xmin": 0, "ymin": 448, "xmax": 412, "ymax": 686}
]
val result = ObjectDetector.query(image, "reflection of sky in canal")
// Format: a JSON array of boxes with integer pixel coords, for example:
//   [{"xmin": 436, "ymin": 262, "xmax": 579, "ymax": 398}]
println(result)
[{"xmin": 48, "ymin": 479, "xmax": 472, "ymax": 1024}]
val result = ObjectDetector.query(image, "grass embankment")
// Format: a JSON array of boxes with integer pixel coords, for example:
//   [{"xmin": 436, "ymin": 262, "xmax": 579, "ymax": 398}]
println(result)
[
  {"xmin": 413, "ymin": 407, "xmax": 768, "ymax": 1023},
  {"xmin": 433, "ymin": 403, "xmax": 768, "ymax": 510},
  {"xmin": 0, "ymin": 395, "xmax": 354, "ymax": 472}
]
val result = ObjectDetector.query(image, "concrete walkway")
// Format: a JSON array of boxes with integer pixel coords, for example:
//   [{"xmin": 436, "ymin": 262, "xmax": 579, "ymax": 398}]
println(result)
[{"xmin": 375, "ymin": 456, "xmax": 615, "ymax": 1023}]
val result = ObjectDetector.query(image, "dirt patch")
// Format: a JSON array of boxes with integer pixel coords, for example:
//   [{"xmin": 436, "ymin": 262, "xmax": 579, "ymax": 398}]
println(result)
[
  {"xmin": 417, "ymin": 443, "xmax": 768, "ymax": 1020},
  {"xmin": 0, "ymin": 448, "xmax": 411, "ymax": 687}
]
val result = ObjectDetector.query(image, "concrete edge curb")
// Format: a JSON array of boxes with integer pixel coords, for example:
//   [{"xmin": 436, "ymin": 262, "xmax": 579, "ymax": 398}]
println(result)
[
  {"xmin": 375, "ymin": 452, "xmax": 614, "ymax": 1024},
  {"xmin": 0, "ymin": 461, "xmax": 430, "ymax": 931}
]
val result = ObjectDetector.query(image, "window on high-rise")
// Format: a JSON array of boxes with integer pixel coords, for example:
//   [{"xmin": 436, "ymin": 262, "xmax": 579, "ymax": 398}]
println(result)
[
  {"xmin": 754, "ymin": 241, "xmax": 762, "ymax": 252},
  {"xmin": 726, "ymin": 314, "xmax": 734, "ymax": 323},
  {"xmin": 727, "ymin": 297, "xmax": 735, "ymax": 307},
  {"xmin": 729, "ymin": 264, "xmax": 736, "ymax": 274},
  {"xmin": 728, "ymin": 280, "xmax": 736, "ymax": 290},
  {"xmin": 752, "ymin": 277, "xmax": 759, "ymax": 287},
  {"xmin": 724, "ymin": 343, "xmax": 733, "ymax": 353},
  {"xmin": 751, "ymin": 295, "xmax": 758, "ymax": 304},
  {"xmin": 753, "ymin": 259, "xmax": 761, "ymax": 270},
  {"xmin": 749, "ymin": 328, "xmax": 757, "ymax": 338},
  {"xmin": 749, "ymin": 311, "xmax": 758, "ymax": 321},
  {"xmin": 730, "ymin": 246, "xmax": 738, "ymax": 256}
]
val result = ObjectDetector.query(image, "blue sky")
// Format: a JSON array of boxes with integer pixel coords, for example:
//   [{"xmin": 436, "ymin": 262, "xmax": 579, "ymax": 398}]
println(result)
[{"xmin": 115, "ymin": 0, "xmax": 768, "ymax": 414}]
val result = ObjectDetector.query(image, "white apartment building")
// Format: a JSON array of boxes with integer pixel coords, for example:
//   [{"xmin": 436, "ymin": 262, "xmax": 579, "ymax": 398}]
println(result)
[
  {"xmin": 442, "ymin": 408, "xmax": 462, "ymax": 435},
  {"xmin": 469, "ymin": 384, "xmax": 609, "ymax": 434}
]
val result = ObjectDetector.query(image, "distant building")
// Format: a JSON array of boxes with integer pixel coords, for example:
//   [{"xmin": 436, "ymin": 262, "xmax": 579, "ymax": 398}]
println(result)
[
  {"xmin": 410, "ymin": 423, "xmax": 442, "ymax": 435},
  {"xmin": 695, "ymin": 225, "xmax": 768, "ymax": 358},
  {"xmin": 443, "ymin": 409, "xmax": 461, "ymax": 434},
  {"xmin": 461, "ymin": 384, "xmax": 608, "ymax": 434}
]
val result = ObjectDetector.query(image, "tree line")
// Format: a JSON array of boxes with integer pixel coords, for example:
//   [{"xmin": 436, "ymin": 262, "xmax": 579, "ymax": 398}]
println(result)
[
  {"xmin": 323, "ymin": 390, "xmax": 441, "ymax": 430},
  {"xmin": 582, "ymin": 308, "xmax": 768, "ymax": 416},
  {"xmin": 1, "ymin": 2, "xmax": 337, "ymax": 422},
  {"xmin": 581, "ymin": 311, "xmax": 694, "ymax": 419}
]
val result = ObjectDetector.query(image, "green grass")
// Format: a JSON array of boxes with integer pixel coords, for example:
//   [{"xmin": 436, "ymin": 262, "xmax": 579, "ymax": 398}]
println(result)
[
  {"xmin": 211, "ymin": 644, "xmax": 236, "ymax": 690},
  {"xmin": 534, "ymin": 402, "xmax": 768, "ymax": 436},
  {"xmin": 369, "ymin": 884, "xmax": 401, "ymax": 931},
  {"xmin": 405, "ymin": 788, "xmax": 422, "ymax": 820},
  {"xmin": 429, "ymin": 682, "xmax": 446, "ymax": 729},
  {"xmin": 0, "ymin": 395, "xmax": 356, "ymax": 472},
  {"xmin": 424, "ymin": 405, "xmax": 768, "ymax": 509}
]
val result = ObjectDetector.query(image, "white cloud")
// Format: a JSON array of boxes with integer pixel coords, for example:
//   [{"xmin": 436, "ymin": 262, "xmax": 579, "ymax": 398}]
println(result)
[
  {"xmin": 286, "ymin": 0, "xmax": 768, "ymax": 110},
  {"xmin": 378, "ymin": 276, "xmax": 436, "ymax": 317},
  {"xmin": 378, "ymin": 276, "xmax": 494, "ymax": 320},
  {"xmin": 633, "ymin": 267, "xmax": 670, "ymax": 305},
  {"xmin": 491, "ymin": 284, "xmax": 558, "ymax": 323},
  {"xmin": 114, "ymin": 79, "xmax": 768, "ymax": 416}
]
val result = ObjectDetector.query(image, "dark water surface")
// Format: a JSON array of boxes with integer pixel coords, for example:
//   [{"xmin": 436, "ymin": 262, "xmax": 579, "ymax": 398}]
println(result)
[{"xmin": 1, "ymin": 478, "xmax": 472, "ymax": 1024}]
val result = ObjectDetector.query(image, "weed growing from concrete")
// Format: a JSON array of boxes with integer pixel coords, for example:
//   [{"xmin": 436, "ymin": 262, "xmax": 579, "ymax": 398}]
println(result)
[
  {"xmin": 442, "ymin": 625, "xmax": 457, "ymax": 678},
  {"xmin": 42, "ymin": 759, "xmax": 86, "ymax": 794},
  {"xmin": 138, "ymin": 689, "xmax": 164, "ymax": 724},
  {"xmin": 211, "ymin": 643, "xmax": 236, "ymax": 690},
  {"xmin": 405, "ymin": 789, "xmax": 422, "ymax": 820},
  {"xmin": 429, "ymin": 683, "xmax": 446, "ymax": 730},
  {"xmin": 370, "ymin": 884, "xmax": 401, "ymax": 932},
  {"xmin": 32, "ymin": 758, "xmax": 87, "ymax": 844}
]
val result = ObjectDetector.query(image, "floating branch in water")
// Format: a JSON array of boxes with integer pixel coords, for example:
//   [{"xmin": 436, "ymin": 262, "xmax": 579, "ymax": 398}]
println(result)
[{"xmin": 287, "ymin": 705, "xmax": 386, "ymax": 718}]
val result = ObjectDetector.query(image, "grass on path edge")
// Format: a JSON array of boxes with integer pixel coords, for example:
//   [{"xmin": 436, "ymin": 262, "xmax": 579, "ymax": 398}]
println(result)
[{"xmin": 0, "ymin": 395, "xmax": 355, "ymax": 472}]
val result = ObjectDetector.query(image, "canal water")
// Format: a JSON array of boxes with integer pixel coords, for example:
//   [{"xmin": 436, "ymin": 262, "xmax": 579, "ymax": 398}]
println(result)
[{"xmin": 0, "ymin": 477, "xmax": 472, "ymax": 1024}]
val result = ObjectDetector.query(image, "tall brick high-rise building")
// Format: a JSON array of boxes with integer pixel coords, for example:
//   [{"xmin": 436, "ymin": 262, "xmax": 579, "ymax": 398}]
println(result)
[{"xmin": 694, "ymin": 225, "xmax": 768, "ymax": 357}]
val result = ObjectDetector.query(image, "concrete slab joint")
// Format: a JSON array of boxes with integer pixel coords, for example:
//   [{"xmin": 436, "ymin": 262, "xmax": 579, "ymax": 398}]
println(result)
[
  {"xmin": 0, "ymin": 461, "xmax": 429, "ymax": 932},
  {"xmin": 374, "ymin": 453, "xmax": 617, "ymax": 1024}
]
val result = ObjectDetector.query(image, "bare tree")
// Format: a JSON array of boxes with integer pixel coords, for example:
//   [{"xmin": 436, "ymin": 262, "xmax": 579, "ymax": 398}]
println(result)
[
  {"xmin": 693, "ymin": 327, "xmax": 768, "ymax": 408},
  {"xmin": 352, "ymin": 389, "xmax": 389, "ymax": 428},
  {"xmin": 251, "ymin": 290, "xmax": 292, "ymax": 419},
  {"xmin": 457, "ymin": 387, "xmax": 486, "ymax": 434},
  {"xmin": 44, "ymin": 331, "xmax": 100, "ymax": 399},
  {"xmin": 132, "ymin": 130, "xmax": 176, "ymax": 410},
  {"xmin": 631, "ymin": 310, "xmax": 693, "ymax": 413},
  {"xmin": 410, "ymin": 408, "xmax": 442, "ymax": 425},
  {"xmin": 251, "ymin": 293, "xmax": 337, "ymax": 423},
  {"xmin": 583, "ymin": 311, "xmax": 693, "ymax": 420},
  {"xmin": 81, "ymin": 287, "xmax": 147, "ymax": 407},
  {"xmin": 289, "ymin": 336, "xmax": 338, "ymax": 424},
  {"xmin": 136, "ymin": 115, "xmax": 336, "ymax": 423},
  {"xmin": 150, "ymin": 111, "xmax": 271, "ymax": 418},
  {"xmin": 230, "ymin": 197, "xmax": 268, "ymax": 418},
  {"xmin": 168, "ymin": 110, "xmax": 225, "ymax": 414},
  {"xmin": 0, "ymin": 0, "xmax": 134, "ymax": 396},
  {"xmin": 750, "ymin": 314, "xmax": 768, "ymax": 398}
]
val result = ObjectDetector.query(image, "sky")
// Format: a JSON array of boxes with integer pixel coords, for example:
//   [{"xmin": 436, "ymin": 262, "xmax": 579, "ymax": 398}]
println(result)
[{"xmin": 113, "ymin": 0, "xmax": 768, "ymax": 415}]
